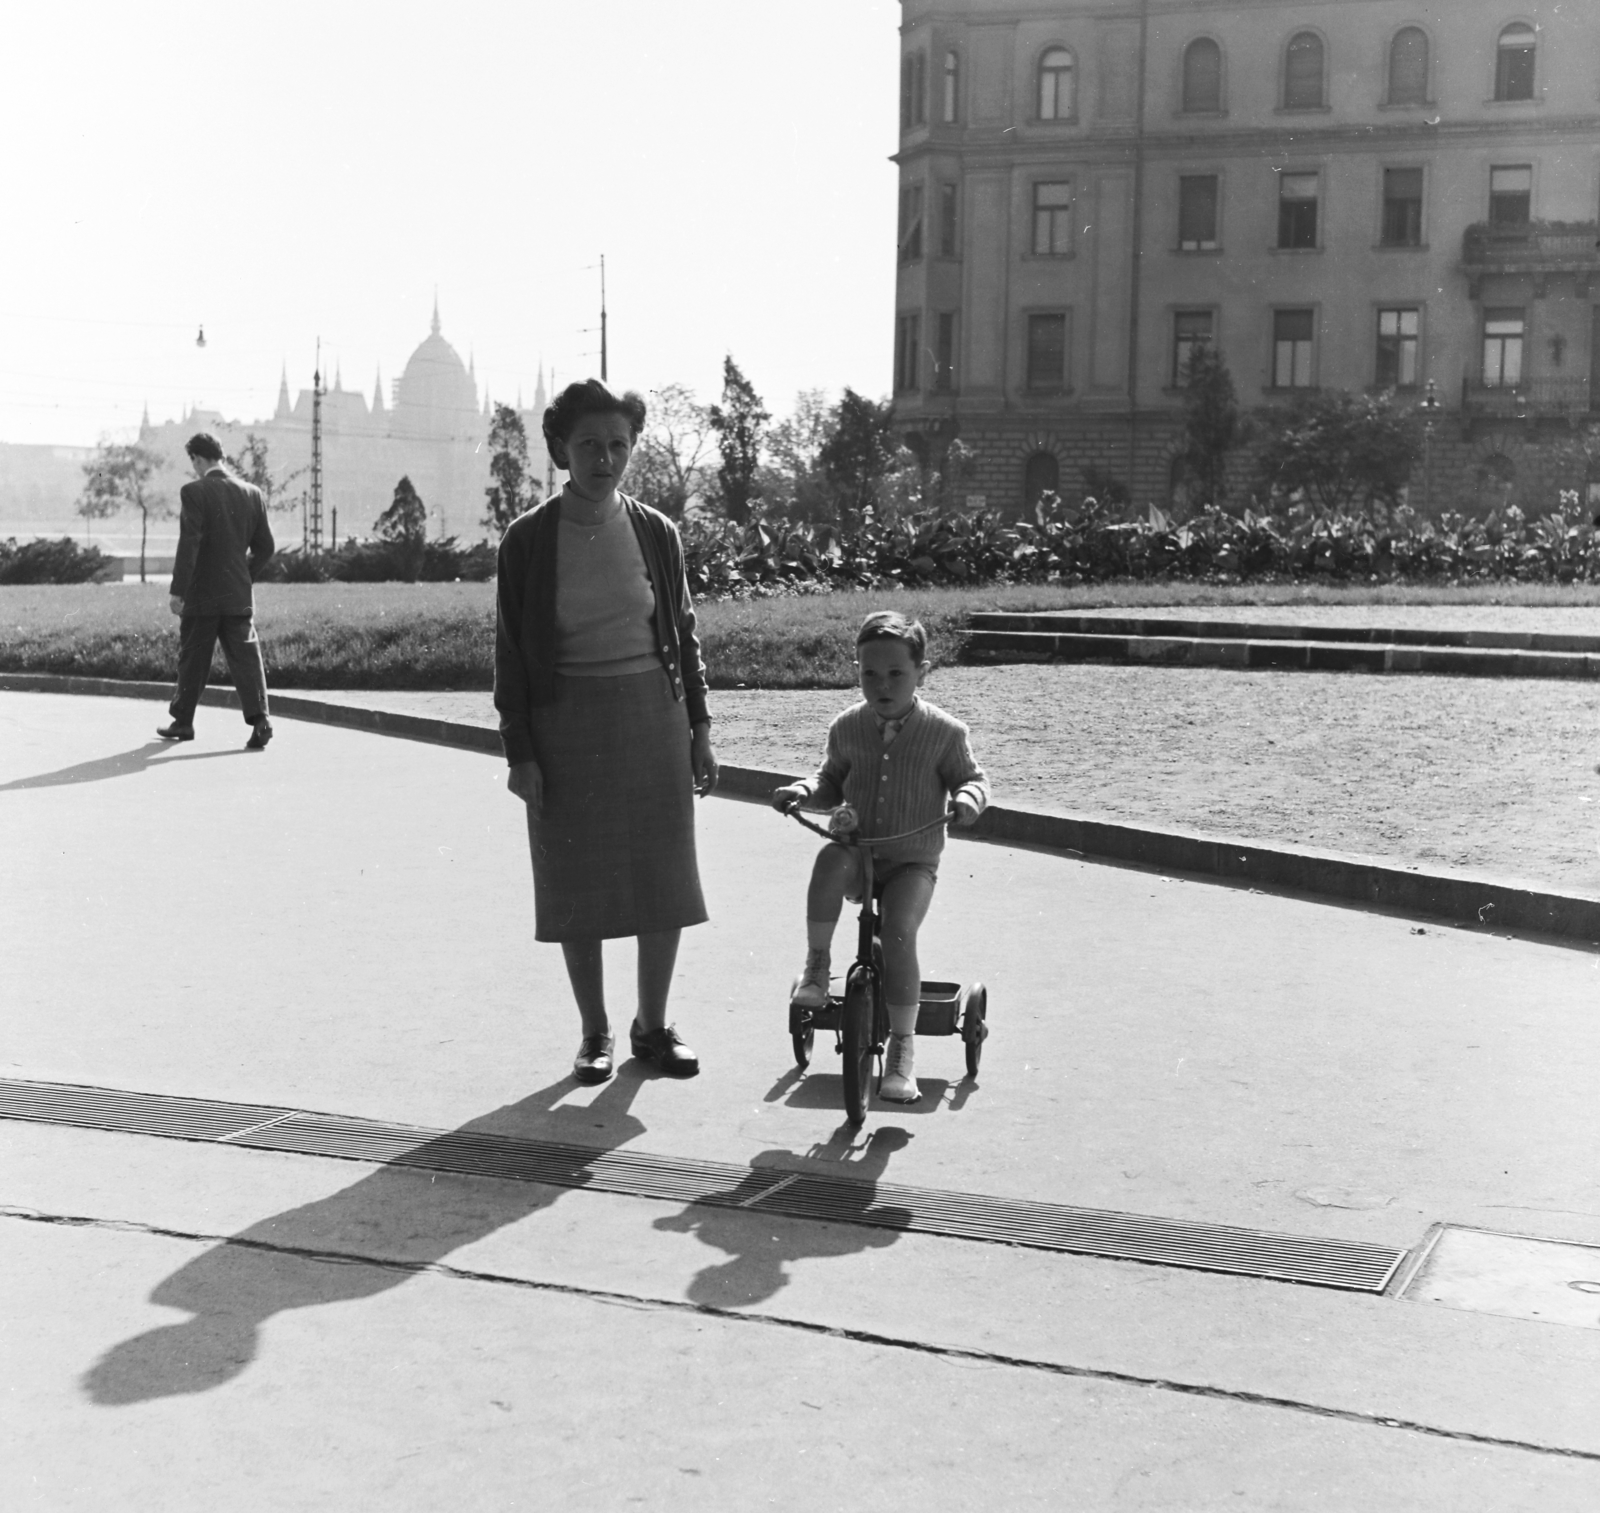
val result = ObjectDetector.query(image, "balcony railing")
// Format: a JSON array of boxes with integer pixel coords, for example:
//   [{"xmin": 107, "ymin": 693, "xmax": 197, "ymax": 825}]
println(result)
[
  {"xmin": 1462, "ymin": 220, "xmax": 1600, "ymax": 271},
  {"xmin": 1460, "ymin": 374, "xmax": 1593, "ymax": 418}
]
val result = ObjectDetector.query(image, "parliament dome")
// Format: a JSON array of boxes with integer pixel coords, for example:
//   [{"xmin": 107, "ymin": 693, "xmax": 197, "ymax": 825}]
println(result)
[{"xmin": 391, "ymin": 300, "xmax": 480, "ymax": 439}]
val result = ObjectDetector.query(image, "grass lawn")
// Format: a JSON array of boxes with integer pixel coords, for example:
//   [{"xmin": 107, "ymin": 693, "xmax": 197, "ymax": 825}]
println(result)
[{"xmin": 4, "ymin": 578, "xmax": 1600, "ymax": 690}]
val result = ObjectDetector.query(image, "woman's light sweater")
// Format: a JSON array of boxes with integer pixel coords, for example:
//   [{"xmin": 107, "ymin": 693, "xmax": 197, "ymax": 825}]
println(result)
[{"xmin": 797, "ymin": 697, "xmax": 989, "ymax": 865}]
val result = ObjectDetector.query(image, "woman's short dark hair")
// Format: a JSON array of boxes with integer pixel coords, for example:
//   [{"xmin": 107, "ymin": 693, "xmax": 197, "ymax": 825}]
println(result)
[
  {"xmin": 857, "ymin": 610, "xmax": 928, "ymax": 663},
  {"xmin": 185, "ymin": 432, "xmax": 224, "ymax": 462},
  {"xmin": 542, "ymin": 379, "xmax": 648, "ymax": 460}
]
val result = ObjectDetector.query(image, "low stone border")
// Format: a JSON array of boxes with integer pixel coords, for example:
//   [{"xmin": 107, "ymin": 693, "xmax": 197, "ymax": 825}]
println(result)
[{"xmin": 5, "ymin": 670, "xmax": 1595, "ymax": 946}]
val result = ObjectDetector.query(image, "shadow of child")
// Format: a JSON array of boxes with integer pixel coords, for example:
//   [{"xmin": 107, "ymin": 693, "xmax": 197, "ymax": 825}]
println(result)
[
  {"xmin": 83, "ymin": 1071, "xmax": 649, "ymax": 1406},
  {"xmin": 652, "ymin": 1125, "xmax": 913, "ymax": 1309}
]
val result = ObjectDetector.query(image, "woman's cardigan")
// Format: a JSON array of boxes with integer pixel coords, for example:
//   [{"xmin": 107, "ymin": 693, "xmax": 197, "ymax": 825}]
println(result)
[{"xmin": 494, "ymin": 493, "xmax": 710, "ymax": 767}]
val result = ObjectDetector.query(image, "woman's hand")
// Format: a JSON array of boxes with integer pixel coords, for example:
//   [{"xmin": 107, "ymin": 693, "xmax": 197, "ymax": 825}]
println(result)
[
  {"xmin": 691, "ymin": 724, "xmax": 719, "ymax": 797},
  {"xmin": 507, "ymin": 759, "xmax": 544, "ymax": 812}
]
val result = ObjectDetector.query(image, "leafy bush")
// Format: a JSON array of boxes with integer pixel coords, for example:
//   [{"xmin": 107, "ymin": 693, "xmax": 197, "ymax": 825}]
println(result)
[
  {"xmin": 0, "ymin": 536, "xmax": 122, "ymax": 585},
  {"xmin": 265, "ymin": 536, "xmax": 497, "ymax": 586},
  {"xmin": 675, "ymin": 494, "xmax": 1600, "ymax": 597}
]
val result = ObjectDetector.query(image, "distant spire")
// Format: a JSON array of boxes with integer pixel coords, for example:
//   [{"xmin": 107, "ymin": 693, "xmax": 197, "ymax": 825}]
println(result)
[
  {"xmin": 372, "ymin": 367, "xmax": 385, "ymax": 412},
  {"xmin": 140, "ymin": 400, "xmax": 151, "ymax": 434},
  {"xmin": 431, "ymin": 291, "xmax": 440, "ymax": 336},
  {"xmin": 333, "ymin": 362, "xmax": 343, "ymax": 392},
  {"xmin": 533, "ymin": 361, "xmax": 547, "ymax": 414},
  {"xmin": 275, "ymin": 363, "xmax": 291, "ymax": 420},
  {"xmin": 468, "ymin": 348, "xmax": 476, "ymax": 380},
  {"xmin": 516, "ymin": 385, "xmax": 523, "ymax": 410}
]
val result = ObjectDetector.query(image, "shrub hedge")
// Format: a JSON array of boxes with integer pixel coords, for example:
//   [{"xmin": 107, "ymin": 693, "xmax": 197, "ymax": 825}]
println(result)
[
  {"xmin": 267, "ymin": 537, "xmax": 497, "ymax": 584},
  {"xmin": 0, "ymin": 537, "xmax": 121, "ymax": 585},
  {"xmin": 678, "ymin": 496, "xmax": 1600, "ymax": 597}
]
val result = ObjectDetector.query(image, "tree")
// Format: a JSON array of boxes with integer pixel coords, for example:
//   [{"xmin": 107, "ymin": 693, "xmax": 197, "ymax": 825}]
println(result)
[
  {"xmin": 77, "ymin": 441, "xmax": 166, "ymax": 582},
  {"xmin": 483, "ymin": 404, "xmax": 541, "ymax": 536},
  {"xmin": 373, "ymin": 476, "xmax": 428, "ymax": 580},
  {"xmin": 1175, "ymin": 346, "xmax": 1247, "ymax": 510},
  {"xmin": 759, "ymin": 388, "xmax": 836, "ymax": 521},
  {"xmin": 627, "ymin": 383, "xmax": 715, "ymax": 520},
  {"xmin": 226, "ymin": 432, "xmax": 305, "ymax": 514},
  {"xmin": 1254, "ymin": 389, "xmax": 1421, "ymax": 514},
  {"xmin": 818, "ymin": 389, "xmax": 897, "ymax": 527},
  {"xmin": 707, "ymin": 356, "xmax": 770, "ymax": 525}
]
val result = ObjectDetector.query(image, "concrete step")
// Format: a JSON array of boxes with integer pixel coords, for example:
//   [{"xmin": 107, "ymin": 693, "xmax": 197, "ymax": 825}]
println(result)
[
  {"xmin": 968, "ymin": 612, "xmax": 1600, "ymax": 654},
  {"xmin": 963, "ymin": 627, "xmax": 1600, "ymax": 679}
]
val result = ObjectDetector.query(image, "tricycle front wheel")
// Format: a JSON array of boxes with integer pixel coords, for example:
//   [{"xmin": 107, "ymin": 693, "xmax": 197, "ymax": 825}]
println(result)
[
  {"xmin": 961, "ymin": 983, "xmax": 988, "ymax": 1078},
  {"xmin": 841, "ymin": 975, "xmax": 876, "ymax": 1125}
]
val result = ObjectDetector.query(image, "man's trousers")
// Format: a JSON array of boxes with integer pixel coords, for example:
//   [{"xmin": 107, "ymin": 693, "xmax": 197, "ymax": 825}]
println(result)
[{"xmin": 169, "ymin": 612, "xmax": 270, "ymax": 726}]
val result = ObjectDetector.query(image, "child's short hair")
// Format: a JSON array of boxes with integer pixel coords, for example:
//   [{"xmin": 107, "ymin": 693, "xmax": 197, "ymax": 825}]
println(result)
[{"xmin": 856, "ymin": 610, "xmax": 927, "ymax": 664}]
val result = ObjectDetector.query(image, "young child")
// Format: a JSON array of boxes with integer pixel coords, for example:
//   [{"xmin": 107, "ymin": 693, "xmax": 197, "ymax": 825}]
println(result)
[{"xmin": 770, "ymin": 611, "xmax": 989, "ymax": 1103}]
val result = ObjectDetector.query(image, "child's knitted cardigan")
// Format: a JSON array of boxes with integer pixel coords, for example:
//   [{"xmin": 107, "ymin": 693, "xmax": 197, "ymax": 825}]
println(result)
[{"xmin": 797, "ymin": 697, "xmax": 989, "ymax": 864}]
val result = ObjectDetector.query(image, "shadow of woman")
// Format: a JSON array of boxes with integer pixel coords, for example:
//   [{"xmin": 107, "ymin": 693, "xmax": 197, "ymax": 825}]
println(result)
[
  {"xmin": 0, "ymin": 741, "xmax": 247, "ymax": 792},
  {"xmin": 652, "ymin": 1125, "xmax": 913, "ymax": 1310},
  {"xmin": 82, "ymin": 1071, "xmax": 648, "ymax": 1407}
]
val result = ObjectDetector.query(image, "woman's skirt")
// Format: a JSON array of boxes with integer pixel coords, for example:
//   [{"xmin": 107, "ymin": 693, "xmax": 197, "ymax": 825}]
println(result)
[{"xmin": 525, "ymin": 666, "xmax": 708, "ymax": 942}]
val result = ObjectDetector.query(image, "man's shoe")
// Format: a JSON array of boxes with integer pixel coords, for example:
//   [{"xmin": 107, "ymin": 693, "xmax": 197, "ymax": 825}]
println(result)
[
  {"xmin": 246, "ymin": 720, "xmax": 273, "ymax": 751},
  {"xmin": 790, "ymin": 949, "xmax": 831, "ymax": 1009},
  {"xmin": 880, "ymin": 1033, "xmax": 921, "ymax": 1104},
  {"xmin": 573, "ymin": 1034, "xmax": 615, "ymax": 1086},
  {"xmin": 629, "ymin": 1022, "xmax": 699, "ymax": 1077},
  {"xmin": 156, "ymin": 722, "xmax": 194, "ymax": 742}
]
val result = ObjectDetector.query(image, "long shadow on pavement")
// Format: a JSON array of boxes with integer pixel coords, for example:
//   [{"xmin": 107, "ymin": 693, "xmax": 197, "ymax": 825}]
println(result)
[
  {"xmin": 653, "ymin": 1125, "xmax": 913, "ymax": 1309},
  {"xmin": 0, "ymin": 741, "xmax": 255, "ymax": 791},
  {"xmin": 82, "ymin": 1071, "xmax": 648, "ymax": 1406}
]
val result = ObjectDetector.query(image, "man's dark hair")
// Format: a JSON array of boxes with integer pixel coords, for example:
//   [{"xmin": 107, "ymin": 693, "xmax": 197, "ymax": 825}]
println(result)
[
  {"xmin": 185, "ymin": 432, "xmax": 224, "ymax": 462},
  {"xmin": 857, "ymin": 610, "xmax": 927, "ymax": 664},
  {"xmin": 542, "ymin": 379, "xmax": 648, "ymax": 464}
]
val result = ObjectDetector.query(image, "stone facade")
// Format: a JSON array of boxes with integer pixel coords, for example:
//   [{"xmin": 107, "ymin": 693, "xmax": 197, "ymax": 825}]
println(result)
[{"xmin": 894, "ymin": 0, "xmax": 1600, "ymax": 517}]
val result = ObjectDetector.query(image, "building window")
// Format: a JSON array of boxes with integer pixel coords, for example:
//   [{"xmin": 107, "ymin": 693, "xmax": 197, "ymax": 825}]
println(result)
[
  {"xmin": 1482, "ymin": 309, "xmax": 1524, "ymax": 387},
  {"xmin": 1284, "ymin": 32, "xmax": 1325, "ymax": 109},
  {"xmin": 1489, "ymin": 165, "xmax": 1532, "ymax": 226},
  {"xmin": 1495, "ymin": 23, "xmax": 1536, "ymax": 101},
  {"xmin": 895, "ymin": 313, "xmax": 922, "ymax": 392},
  {"xmin": 1178, "ymin": 175, "xmax": 1219, "ymax": 250},
  {"xmin": 1032, "ymin": 181, "xmax": 1073, "ymax": 255},
  {"xmin": 1277, "ymin": 172, "xmax": 1319, "ymax": 249},
  {"xmin": 1038, "ymin": 47, "xmax": 1075, "ymax": 120},
  {"xmin": 935, "ymin": 312, "xmax": 957, "ymax": 392},
  {"xmin": 899, "ymin": 182, "xmax": 925, "ymax": 263},
  {"xmin": 1381, "ymin": 168, "xmax": 1424, "ymax": 246},
  {"xmin": 1273, "ymin": 309, "xmax": 1315, "ymax": 388},
  {"xmin": 1024, "ymin": 451, "xmax": 1060, "ymax": 511},
  {"xmin": 1027, "ymin": 313, "xmax": 1068, "ymax": 389},
  {"xmin": 1376, "ymin": 308, "xmax": 1420, "ymax": 389},
  {"xmin": 943, "ymin": 50, "xmax": 959, "ymax": 123},
  {"xmin": 901, "ymin": 52, "xmax": 927, "ymax": 128},
  {"xmin": 1173, "ymin": 311, "xmax": 1214, "ymax": 386},
  {"xmin": 1181, "ymin": 38, "xmax": 1222, "ymax": 112},
  {"xmin": 1387, "ymin": 27, "xmax": 1429, "ymax": 104},
  {"xmin": 938, "ymin": 182, "xmax": 958, "ymax": 256}
]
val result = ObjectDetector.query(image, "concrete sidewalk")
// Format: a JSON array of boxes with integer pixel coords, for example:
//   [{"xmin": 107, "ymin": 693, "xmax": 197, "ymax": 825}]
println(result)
[{"xmin": 3, "ymin": 690, "xmax": 1598, "ymax": 1510}]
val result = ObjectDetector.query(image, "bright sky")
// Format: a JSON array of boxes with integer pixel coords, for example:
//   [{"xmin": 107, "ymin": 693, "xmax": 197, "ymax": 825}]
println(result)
[{"xmin": 0, "ymin": 0, "xmax": 902, "ymax": 446}]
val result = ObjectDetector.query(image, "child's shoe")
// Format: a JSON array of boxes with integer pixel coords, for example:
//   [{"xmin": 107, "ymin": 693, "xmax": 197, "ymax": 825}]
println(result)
[
  {"xmin": 790, "ymin": 949, "xmax": 831, "ymax": 1008},
  {"xmin": 880, "ymin": 1033, "xmax": 920, "ymax": 1103}
]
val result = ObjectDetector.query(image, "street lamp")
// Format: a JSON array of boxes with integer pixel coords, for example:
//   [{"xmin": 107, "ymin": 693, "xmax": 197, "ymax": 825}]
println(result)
[{"xmin": 1418, "ymin": 377, "xmax": 1442, "ymax": 514}]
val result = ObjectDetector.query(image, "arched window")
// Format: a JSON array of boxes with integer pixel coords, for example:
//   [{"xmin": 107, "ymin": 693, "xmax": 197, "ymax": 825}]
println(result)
[
  {"xmin": 1181, "ymin": 38, "xmax": 1222, "ymax": 112},
  {"xmin": 1495, "ymin": 23, "xmax": 1536, "ymax": 100},
  {"xmin": 1038, "ymin": 47, "xmax": 1075, "ymax": 120},
  {"xmin": 1284, "ymin": 31, "xmax": 1325, "ymax": 109},
  {"xmin": 1387, "ymin": 27, "xmax": 1429, "ymax": 104},
  {"xmin": 901, "ymin": 52, "xmax": 927, "ymax": 128},
  {"xmin": 943, "ymin": 50, "xmax": 960, "ymax": 123},
  {"xmin": 1024, "ymin": 451, "xmax": 1060, "ymax": 512}
]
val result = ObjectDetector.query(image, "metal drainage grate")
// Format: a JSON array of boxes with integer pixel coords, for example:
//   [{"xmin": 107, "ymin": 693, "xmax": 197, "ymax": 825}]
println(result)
[{"xmin": 0, "ymin": 1078, "xmax": 1404, "ymax": 1292}]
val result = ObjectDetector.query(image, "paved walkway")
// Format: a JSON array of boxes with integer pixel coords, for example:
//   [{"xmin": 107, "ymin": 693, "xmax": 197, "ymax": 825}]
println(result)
[{"xmin": 3, "ymin": 690, "xmax": 1599, "ymax": 1510}]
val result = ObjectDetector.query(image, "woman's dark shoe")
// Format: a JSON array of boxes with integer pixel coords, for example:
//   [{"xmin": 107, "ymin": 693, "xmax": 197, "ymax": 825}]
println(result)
[
  {"xmin": 629, "ymin": 1022, "xmax": 699, "ymax": 1077},
  {"xmin": 573, "ymin": 1034, "xmax": 615, "ymax": 1085}
]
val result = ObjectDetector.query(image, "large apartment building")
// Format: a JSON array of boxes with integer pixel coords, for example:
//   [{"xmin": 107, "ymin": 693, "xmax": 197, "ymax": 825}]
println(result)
[{"xmin": 893, "ymin": 1, "xmax": 1600, "ymax": 515}]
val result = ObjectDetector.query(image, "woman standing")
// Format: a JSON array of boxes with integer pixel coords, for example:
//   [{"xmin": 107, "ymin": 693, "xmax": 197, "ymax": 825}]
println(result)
[{"xmin": 494, "ymin": 380, "xmax": 718, "ymax": 1085}]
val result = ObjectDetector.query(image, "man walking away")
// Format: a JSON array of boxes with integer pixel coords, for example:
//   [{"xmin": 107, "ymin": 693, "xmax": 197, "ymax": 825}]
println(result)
[{"xmin": 158, "ymin": 433, "xmax": 277, "ymax": 749}]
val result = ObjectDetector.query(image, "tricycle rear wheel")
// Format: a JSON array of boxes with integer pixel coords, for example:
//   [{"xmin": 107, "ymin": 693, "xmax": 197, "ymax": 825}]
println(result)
[
  {"xmin": 792, "ymin": 1027, "xmax": 815, "ymax": 1068},
  {"xmin": 962, "ymin": 983, "xmax": 988, "ymax": 1078}
]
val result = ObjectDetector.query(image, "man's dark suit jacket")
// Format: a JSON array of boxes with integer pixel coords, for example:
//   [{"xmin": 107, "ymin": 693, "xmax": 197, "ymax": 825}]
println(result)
[{"xmin": 169, "ymin": 467, "xmax": 276, "ymax": 616}]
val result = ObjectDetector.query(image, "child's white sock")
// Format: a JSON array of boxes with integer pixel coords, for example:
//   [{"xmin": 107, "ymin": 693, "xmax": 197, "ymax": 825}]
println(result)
[
  {"xmin": 806, "ymin": 919, "xmax": 835, "ymax": 954},
  {"xmin": 887, "ymin": 1001, "xmax": 921, "ymax": 1037}
]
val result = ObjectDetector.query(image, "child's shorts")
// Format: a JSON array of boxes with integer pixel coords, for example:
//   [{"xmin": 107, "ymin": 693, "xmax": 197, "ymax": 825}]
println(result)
[{"xmin": 842, "ymin": 851, "xmax": 939, "ymax": 902}]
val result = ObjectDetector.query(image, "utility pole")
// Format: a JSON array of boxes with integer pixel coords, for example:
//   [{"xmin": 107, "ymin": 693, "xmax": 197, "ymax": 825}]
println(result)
[
  {"xmin": 310, "ymin": 339, "xmax": 325, "ymax": 552},
  {"xmin": 1126, "ymin": 0, "xmax": 1151, "ymax": 494},
  {"xmin": 599, "ymin": 255, "xmax": 608, "ymax": 382}
]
